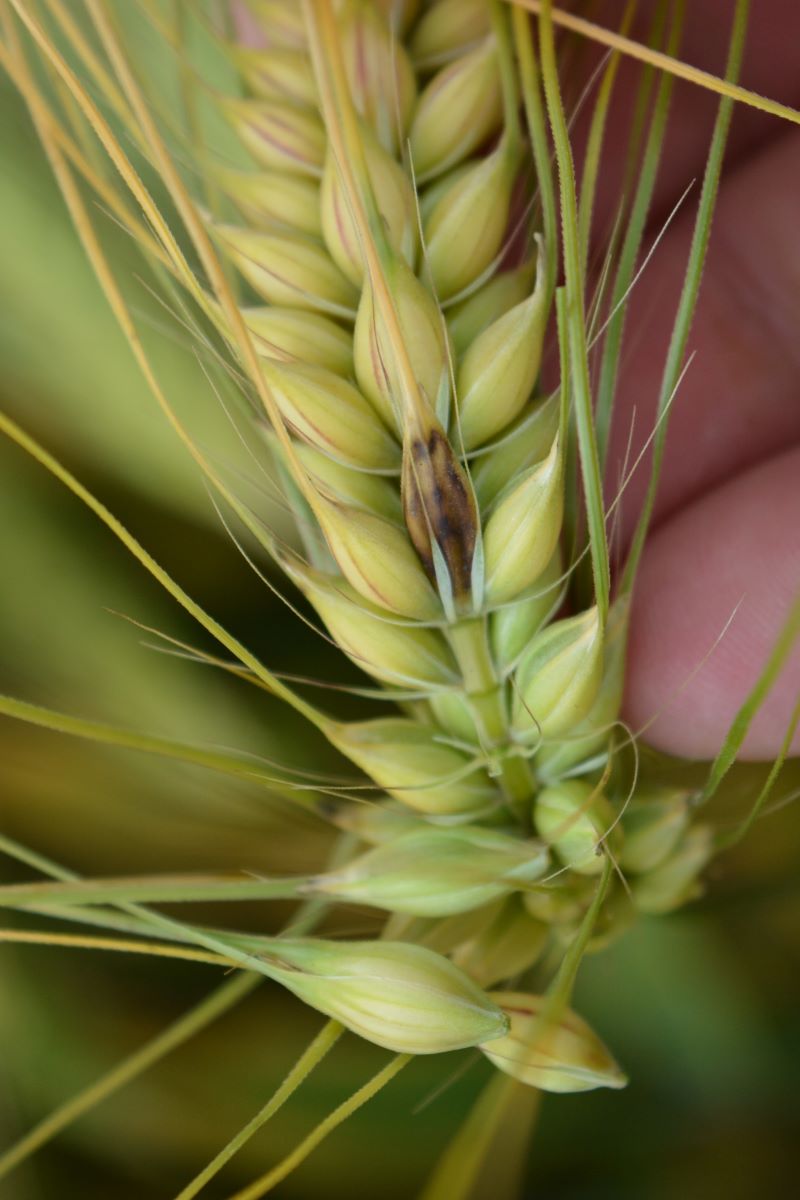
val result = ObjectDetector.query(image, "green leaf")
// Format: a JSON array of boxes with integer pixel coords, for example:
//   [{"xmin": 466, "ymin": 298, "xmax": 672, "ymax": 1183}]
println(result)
[
  {"xmin": 538, "ymin": 0, "xmax": 610, "ymax": 622},
  {"xmin": 174, "ymin": 1021, "xmax": 344, "ymax": 1200},
  {"xmin": 622, "ymin": 0, "xmax": 751, "ymax": 593}
]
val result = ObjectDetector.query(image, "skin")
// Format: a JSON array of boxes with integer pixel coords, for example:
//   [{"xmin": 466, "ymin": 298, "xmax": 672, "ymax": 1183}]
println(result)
[{"xmin": 584, "ymin": 1, "xmax": 800, "ymax": 759}]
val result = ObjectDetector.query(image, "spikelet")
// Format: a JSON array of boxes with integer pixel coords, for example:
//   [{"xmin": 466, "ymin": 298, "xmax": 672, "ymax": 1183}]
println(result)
[
  {"xmin": 215, "ymin": 225, "xmax": 358, "ymax": 314},
  {"xmin": 534, "ymin": 780, "xmax": 619, "ymax": 876},
  {"xmin": 482, "ymin": 994, "xmax": 627, "ymax": 1092},
  {"xmin": 317, "ymin": 501, "xmax": 439, "ymax": 619},
  {"xmin": 491, "ymin": 547, "xmax": 563, "ymax": 672},
  {"xmin": 522, "ymin": 878, "xmax": 589, "ymax": 927},
  {"xmin": 512, "ymin": 608, "xmax": 604, "ymax": 740},
  {"xmin": 257, "ymin": 937, "xmax": 508, "ymax": 1053},
  {"xmin": 535, "ymin": 599, "xmax": 628, "ymax": 779},
  {"xmin": 447, "ymin": 258, "xmax": 536, "ymax": 353},
  {"xmin": 456, "ymin": 248, "xmax": 548, "ymax": 448},
  {"xmin": 484, "ymin": 437, "xmax": 564, "ymax": 605},
  {"xmin": 618, "ymin": 786, "xmax": 691, "ymax": 874},
  {"xmin": 471, "ymin": 396, "xmax": 559, "ymax": 508},
  {"xmin": 336, "ymin": 0, "xmax": 417, "ymax": 152},
  {"xmin": 289, "ymin": 442, "xmax": 403, "ymax": 519},
  {"xmin": 321, "ymin": 124, "xmax": 418, "ymax": 283},
  {"xmin": 284, "ymin": 563, "xmax": 455, "ymax": 686},
  {"xmin": 223, "ymin": 97, "xmax": 327, "ymax": 175},
  {"xmin": 212, "ymin": 166, "xmax": 322, "ymax": 235},
  {"xmin": 632, "ymin": 826, "xmax": 714, "ymax": 914},
  {"xmin": 232, "ymin": 46, "xmax": 318, "ymax": 106},
  {"xmin": 451, "ymin": 898, "xmax": 550, "ymax": 987},
  {"xmin": 328, "ymin": 801, "xmax": 421, "ymax": 845},
  {"xmin": 245, "ymin": 1, "xmax": 307, "ymax": 48},
  {"xmin": 307, "ymin": 825, "xmax": 549, "ymax": 916},
  {"xmin": 423, "ymin": 137, "xmax": 517, "ymax": 300},
  {"xmin": 260, "ymin": 360, "xmax": 399, "ymax": 468},
  {"xmin": 428, "ymin": 689, "xmax": 481, "ymax": 743},
  {"xmin": 410, "ymin": 0, "xmax": 491, "ymax": 69},
  {"xmin": 401, "ymin": 419, "xmax": 479, "ymax": 612},
  {"xmin": 327, "ymin": 718, "xmax": 499, "ymax": 816},
  {"xmin": 353, "ymin": 255, "xmax": 449, "ymax": 427},
  {"xmin": 408, "ymin": 39, "xmax": 503, "ymax": 179},
  {"xmin": 240, "ymin": 306, "xmax": 353, "ymax": 372}
]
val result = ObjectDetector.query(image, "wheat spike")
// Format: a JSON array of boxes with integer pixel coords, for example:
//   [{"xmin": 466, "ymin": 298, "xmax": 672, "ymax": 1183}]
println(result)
[
  {"xmin": 0, "ymin": 0, "xmax": 734, "ymax": 1099},
  {"xmin": 180, "ymin": 0, "xmax": 715, "ymax": 1065},
  {"xmin": 182, "ymin": 0, "xmax": 716, "ymax": 1058}
]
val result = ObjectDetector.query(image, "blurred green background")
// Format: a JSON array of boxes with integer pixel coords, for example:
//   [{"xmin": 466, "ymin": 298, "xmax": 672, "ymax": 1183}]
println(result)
[{"xmin": 2, "ymin": 22, "xmax": 800, "ymax": 1200}]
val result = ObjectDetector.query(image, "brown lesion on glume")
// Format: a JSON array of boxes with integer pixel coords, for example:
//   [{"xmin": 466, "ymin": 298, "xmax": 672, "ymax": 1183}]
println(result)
[{"xmin": 402, "ymin": 425, "xmax": 477, "ymax": 602}]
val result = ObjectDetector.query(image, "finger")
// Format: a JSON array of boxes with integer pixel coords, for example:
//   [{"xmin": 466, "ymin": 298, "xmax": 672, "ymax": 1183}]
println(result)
[
  {"xmin": 623, "ymin": 446, "xmax": 800, "ymax": 760},
  {"xmin": 605, "ymin": 129, "xmax": 800, "ymax": 544}
]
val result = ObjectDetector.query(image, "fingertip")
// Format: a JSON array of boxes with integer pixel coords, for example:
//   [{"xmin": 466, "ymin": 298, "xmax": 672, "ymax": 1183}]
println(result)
[{"xmin": 623, "ymin": 447, "xmax": 800, "ymax": 760}]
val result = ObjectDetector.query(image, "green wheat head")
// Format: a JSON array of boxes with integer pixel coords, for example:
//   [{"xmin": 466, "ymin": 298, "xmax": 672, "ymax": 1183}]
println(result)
[{"xmin": 1, "ymin": 0, "xmax": 798, "ymax": 1196}]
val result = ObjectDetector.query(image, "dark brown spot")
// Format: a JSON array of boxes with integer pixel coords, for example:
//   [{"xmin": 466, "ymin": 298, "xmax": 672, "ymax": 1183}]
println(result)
[{"xmin": 402, "ymin": 425, "xmax": 478, "ymax": 602}]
